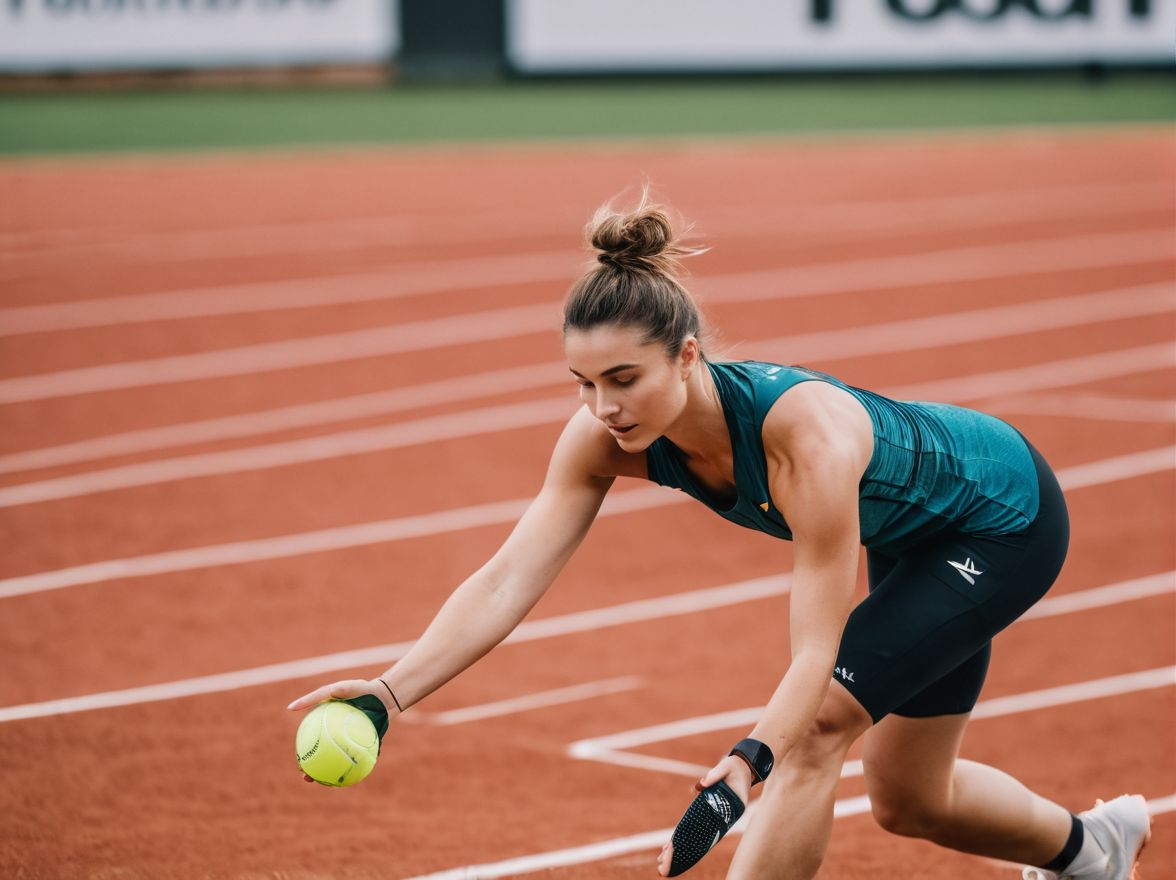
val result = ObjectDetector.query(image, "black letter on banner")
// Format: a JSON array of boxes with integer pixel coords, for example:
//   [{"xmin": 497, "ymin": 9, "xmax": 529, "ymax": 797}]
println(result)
[
  {"xmin": 1023, "ymin": 0, "xmax": 1092, "ymax": 18},
  {"xmin": 1129, "ymin": 0, "xmax": 1152, "ymax": 19},
  {"xmin": 886, "ymin": 0, "xmax": 953, "ymax": 22},
  {"xmin": 810, "ymin": 0, "xmax": 835, "ymax": 22},
  {"xmin": 956, "ymin": 0, "xmax": 1017, "ymax": 21}
]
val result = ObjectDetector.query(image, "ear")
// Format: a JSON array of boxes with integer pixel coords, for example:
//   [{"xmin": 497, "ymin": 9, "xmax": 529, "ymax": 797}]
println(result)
[{"xmin": 677, "ymin": 336, "xmax": 701, "ymax": 379}]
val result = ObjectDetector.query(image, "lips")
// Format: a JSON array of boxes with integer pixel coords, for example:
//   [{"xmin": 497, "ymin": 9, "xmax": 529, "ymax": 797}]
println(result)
[{"xmin": 607, "ymin": 424, "xmax": 636, "ymax": 435}]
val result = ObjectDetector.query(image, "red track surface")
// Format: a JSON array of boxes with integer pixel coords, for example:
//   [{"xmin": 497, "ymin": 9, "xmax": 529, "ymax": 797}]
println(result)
[{"xmin": 1, "ymin": 127, "xmax": 1173, "ymax": 879}]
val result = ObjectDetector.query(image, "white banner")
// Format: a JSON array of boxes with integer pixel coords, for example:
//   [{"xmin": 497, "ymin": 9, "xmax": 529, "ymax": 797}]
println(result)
[
  {"xmin": 508, "ymin": 0, "xmax": 1176, "ymax": 72},
  {"xmin": 0, "ymin": 0, "xmax": 398, "ymax": 72}
]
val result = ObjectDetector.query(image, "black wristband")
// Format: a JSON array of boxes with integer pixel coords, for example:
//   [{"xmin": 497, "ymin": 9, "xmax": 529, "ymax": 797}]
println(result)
[{"xmin": 729, "ymin": 738, "xmax": 774, "ymax": 785}]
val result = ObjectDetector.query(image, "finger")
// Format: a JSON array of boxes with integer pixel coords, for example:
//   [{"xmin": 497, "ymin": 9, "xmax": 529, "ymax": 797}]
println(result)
[
  {"xmin": 302, "ymin": 774, "xmax": 314, "ymax": 783},
  {"xmin": 287, "ymin": 680, "xmax": 366, "ymax": 711}
]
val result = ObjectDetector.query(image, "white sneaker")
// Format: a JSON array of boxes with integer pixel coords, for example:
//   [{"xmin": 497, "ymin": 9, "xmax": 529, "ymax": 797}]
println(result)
[{"xmin": 1021, "ymin": 795, "xmax": 1151, "ymax": 880}]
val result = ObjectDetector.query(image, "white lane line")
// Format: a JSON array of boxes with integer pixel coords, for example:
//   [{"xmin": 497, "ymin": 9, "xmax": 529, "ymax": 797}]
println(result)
[
  {"xmin": 2, "ymin": 279, "xmax": 1169, "ymax": 476},
  {"xmin": 415, "ymin": 663, "xmax": 1176, "ymax": 880},
  {"xmin": 402, "ymin": 788, "xmax": 1176, "ymax": 880},
  {"xmin": 409, "ymin": 677, "xmax": 644, "ymax": 727},
  {"xmin": 0, "ymin": 422, "xmax": 1170, "ymax": 601},
  {"xmin": 0, "ymin": 567, "xmax": 1169, "ymax": 734},
  {"xmin": 572, "ymin": 665, "xmax": 1176, "ymax": 778},
  {"xmin": 0, "ymin": 397, "xmax": 579, "ymax": 508},
  {"xmin": 985, "ymin": 393, "xmax": 1176, "ymax": 423},
  {"xmin": 886, "ymin": 343, "xmax": 1175, "ymax": 403},
  {"xmin": 1147, "ymin": 794, "xmax": 1176, "ymax": 816},
  {"xmin": 0, "ymin": 251, "xmax": 581, "ymax": 337},
  {"xmin": 1, "ymin": 181, "xmax": 1165, "ymax": 335},
  {"xmin": 1, "ymin": 341, "xmax": 1171, "ymax": 511},
  {"xmin": 1046, "ymin": 447, "xmax": 1176, "ymax": 492},
  {"xmin": 0, "ymin": 228, "xmax": 1168, "ymax": 404},
  {"xmin": 567, "ymin": 572, "xmax": 1175, "ymax": 770},
  {"xmin": 2, "ymin": 179, "xmax": 1163, "ymax": 276},
  {"xmin": 0, "ymin": 485, "xmax": 687, "ymax": 600},
  {"xmin": 0, "ymin": 301, "xmax": 561, "ymax": 406},
  {"xmin": 0, "ymin": 573, "xmax": 790, "ymax": 723},
  {"xmin": 696, "ymin": 227, "xmax": 1173, "ymax": 305}
]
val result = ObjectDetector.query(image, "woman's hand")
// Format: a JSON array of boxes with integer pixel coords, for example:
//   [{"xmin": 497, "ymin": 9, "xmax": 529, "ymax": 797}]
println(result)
[
  {"xmin": 287, "ymin": 679, "xmax": 397, "ymax": 783},
  {"xmin": 656, "ymin": 755, "xmax": 754, "ymax": 876}
]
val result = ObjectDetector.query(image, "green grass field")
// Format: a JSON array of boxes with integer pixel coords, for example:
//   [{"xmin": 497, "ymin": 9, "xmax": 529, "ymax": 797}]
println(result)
[{"xmin": 0, "ymin": 72, "xmax": 1171, "ymax": 155}]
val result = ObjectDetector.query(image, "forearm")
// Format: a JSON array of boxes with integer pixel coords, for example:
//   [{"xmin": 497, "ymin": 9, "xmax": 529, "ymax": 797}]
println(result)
[
  {"xmin": 747, "ymin": 648, "xmax": 838, "ymax": 761},
  {"xmin": 377, "ymin": 563, "xmax": 535, "ymax": 712}
]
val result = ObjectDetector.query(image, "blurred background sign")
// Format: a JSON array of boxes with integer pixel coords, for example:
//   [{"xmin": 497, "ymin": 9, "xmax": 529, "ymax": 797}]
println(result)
[
  {"xmin": 508, "ymin": 0, "xmax": 1174, "ymax": 73},
  {"xmin": 0, "ymin": 0, "xmax": 399, "ymax": 73}
]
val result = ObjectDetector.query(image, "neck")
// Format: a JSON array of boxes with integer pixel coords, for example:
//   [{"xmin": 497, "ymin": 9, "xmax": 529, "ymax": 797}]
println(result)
[{"xmin": 663, "ymin": 360, "xmax": 731, "ymax": 464}]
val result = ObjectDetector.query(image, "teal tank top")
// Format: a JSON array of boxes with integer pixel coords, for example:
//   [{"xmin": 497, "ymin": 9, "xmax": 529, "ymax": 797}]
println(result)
[{"xmin": 644, "ymin": 360, "xmax": 1040, "ymax": 555}]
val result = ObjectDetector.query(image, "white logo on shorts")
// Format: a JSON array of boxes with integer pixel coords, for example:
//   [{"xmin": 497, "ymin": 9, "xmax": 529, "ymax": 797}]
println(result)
[
  {"xmin": 834, "ymin": 666, "xmax": 855, "ymax": 683},
  {"xmin": 948, "ymin": 557, "xmax": 983, "ymax": 585}
]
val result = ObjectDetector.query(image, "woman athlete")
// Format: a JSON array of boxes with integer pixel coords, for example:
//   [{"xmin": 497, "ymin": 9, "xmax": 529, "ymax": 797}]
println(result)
[{"xmin": 288, "ymin": 196, "xmax": 1151, "ymax": 880}]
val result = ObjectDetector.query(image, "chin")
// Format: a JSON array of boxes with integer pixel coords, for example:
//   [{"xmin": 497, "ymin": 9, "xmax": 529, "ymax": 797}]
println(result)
[{"xmin": 613, "ymin": 431, "xmax": 654, "ymax": 453}]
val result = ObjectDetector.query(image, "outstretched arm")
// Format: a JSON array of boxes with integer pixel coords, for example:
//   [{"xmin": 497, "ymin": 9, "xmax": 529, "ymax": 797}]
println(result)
[{"xmin": 288, "ymin": 408, "xmax": 616, "ymax": 717}]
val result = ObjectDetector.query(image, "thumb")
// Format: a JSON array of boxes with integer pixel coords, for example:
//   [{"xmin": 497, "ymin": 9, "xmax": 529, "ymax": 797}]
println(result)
[{"xmin": 695, "ymin": 763, "xmax": 728, "ymax": 791}]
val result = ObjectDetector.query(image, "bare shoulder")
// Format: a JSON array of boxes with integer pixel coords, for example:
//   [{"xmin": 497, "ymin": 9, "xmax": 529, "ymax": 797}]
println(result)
[
  {"xmin": 760, "ymin": 379, "xmax": 873, "ymax": 476},
  {"xmin": 550, "ymin": 406, "xmax": 649, "ymax": 484}
]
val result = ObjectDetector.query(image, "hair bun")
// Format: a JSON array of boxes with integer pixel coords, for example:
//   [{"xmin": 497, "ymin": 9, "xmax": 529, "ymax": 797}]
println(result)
[{"xmin": 587, "ymin": 190, "xmax": 702, "ymax": 276}]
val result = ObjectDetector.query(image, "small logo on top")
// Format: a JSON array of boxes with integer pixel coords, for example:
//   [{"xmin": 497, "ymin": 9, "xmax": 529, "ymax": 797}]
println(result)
[{"xmin": 948, "ymin": 557, "xmax": 983, "ymax": 585}]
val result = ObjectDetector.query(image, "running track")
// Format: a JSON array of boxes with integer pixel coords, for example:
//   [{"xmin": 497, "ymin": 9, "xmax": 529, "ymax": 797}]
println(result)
[{"xmin": 0, "ymin": 126, "xmax": 1173, "ymax": 879}]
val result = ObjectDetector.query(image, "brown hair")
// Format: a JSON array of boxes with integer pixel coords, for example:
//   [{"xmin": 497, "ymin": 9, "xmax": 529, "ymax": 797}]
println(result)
[{"xmin": 563, "ymin": 191, "xmax": 707, "ymax": 358}]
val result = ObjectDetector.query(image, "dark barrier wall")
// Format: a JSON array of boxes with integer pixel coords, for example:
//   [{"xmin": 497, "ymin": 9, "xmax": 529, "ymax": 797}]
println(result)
[{"xmin": 398, "ymin": 0, "xmax": 506, "ymax": 82}]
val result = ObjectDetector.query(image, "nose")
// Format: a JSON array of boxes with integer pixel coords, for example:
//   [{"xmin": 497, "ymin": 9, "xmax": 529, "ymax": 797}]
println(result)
[{"xmin": 594, "ymin": 392, "xmax": 621, "ymax": 421}]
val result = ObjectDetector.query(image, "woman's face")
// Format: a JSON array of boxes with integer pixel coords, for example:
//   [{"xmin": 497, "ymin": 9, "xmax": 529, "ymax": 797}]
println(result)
[{"xmin": 564, "ymin": 324, "xmax": 694, "ymax": 452}]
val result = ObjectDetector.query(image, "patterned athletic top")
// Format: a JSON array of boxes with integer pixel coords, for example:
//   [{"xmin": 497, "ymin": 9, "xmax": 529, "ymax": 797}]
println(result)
[{"xmin": 644, "ymin": 360, "xmax": 1040, "ymax": 555}]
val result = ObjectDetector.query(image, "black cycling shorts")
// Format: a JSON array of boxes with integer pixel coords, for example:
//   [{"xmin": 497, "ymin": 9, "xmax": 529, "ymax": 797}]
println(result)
[{"xmin": 833, "ymin": 440, "xmax": 1069, "ymax": 723}]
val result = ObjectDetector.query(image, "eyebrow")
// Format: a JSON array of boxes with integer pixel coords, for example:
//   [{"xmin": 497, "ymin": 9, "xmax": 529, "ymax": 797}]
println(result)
[{"xmin": 568, "ymin": 363, "xmax": 639, "ymax": 379}]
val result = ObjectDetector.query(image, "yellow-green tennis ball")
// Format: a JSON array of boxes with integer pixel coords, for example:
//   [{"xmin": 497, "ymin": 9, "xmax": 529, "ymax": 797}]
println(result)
[{"xmin": 296, "ymin": 700, "xmax": 379, "ymax": 787}]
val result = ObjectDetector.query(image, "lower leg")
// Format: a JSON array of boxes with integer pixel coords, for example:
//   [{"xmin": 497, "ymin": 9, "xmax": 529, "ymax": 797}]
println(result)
[
  {"xmin": 724, "ymin": 741, "xmax": 851, "ymax": 880},
  {"xmin": 726, "ymin": 684, "xmax": 871, "ymax": 880},
  {"xmin": 865, "ymin": 714, "xmax": 1074, "ymax": 869},
  {"xmin": 916, "ymin": 758, "xmax": 1073, "ymax": 867}
]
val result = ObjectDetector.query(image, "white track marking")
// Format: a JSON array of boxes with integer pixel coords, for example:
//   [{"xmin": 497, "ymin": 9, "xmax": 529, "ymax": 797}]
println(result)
[
  {"xmin": 0, "ymin": 251, "xmax": 581, "ymax": 337},
  {"xmin": 1, "ymin": 344, "xmax": 1171, "ymax": 511},
  {"xmin": 696, "ymin": 228, "xmax": 1173, "ymax": 305},
  {"xmin": 1147, "ymin": 794, "xmax": 1176, "ymax": 815},
  {"xmin": 570, "ymin": 663, "xmax": 1176, "ymax": 778},
  {"xmin": 0, "ymin": 486, "xmax": 685, "ymax": 599},
  {"xmin": 413, "ymin": 669, "xmax": 1176, "ymax": 879},
  {"xmin": 2, "ymin": 280, "xmax": 1169, "ymax": 476},
  {"xmin": 1, "ymin": 182, "xmax": 1166, "ymax": 334},
  {"xmin": 0, "ymin": 397, "xmax": 579, "ymax": 508},
  {"xmin": 1046, "ymin": 447, "xmax": 1176, "ymax": 491},
  {"xmin": 0, "ymin": 229, "xmax": 1169, "ymax": 404},
  {"xmin": 0, "ymin": 569, "xmax": 1170, "ymax": 729},
  {"xmin": 0, "ymin": 574, "xmax": 789, "ymax": 723},
  {"xmin": 985, "ymin": 392, "xmax": 1176, "ymax": 423},
  {"xmin": 1, "ymin": 179, "xmax": 1162, "ymax": 273},
  {"xmin": 0, "ymin": 432, "xmax": 1170, "ymax": 599},
  {"xmin": 402, "ymin": 789, "xmax": 1176, "ymax": 880},
  {"xmin": 411, "ymin": 677, "xmax": 643, "ymax": 727},
  {"xmin": 0, "ymin": 301, "xmax": 561, "ymax": 405},
  {"xmin": 886, "ymin": 343, "xmax": 1175, "ymax": 403}
]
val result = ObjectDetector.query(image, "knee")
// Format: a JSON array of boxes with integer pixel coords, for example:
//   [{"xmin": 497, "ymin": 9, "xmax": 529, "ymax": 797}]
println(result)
[
  {"xmin": 869, "ymin": 789, "xmax": 947, "ymax": 840},
  {"xmin": 787, "ymin": 704, "xmax": 868, "ymax": 772}
]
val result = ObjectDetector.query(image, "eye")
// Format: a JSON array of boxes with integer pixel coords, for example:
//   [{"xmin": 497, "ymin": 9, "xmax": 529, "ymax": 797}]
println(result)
[{"xmin": 614, "ymin": 376, "xmax": 636, "ymax": 387}]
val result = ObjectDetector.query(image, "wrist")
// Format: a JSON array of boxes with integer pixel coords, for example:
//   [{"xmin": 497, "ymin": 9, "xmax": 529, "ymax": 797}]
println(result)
[
  {"xmin": 375, "ymin": 677, "xmax": 404, "ymax": 715},
  {"xmin": 728, "ymin": 737, "xmax": 774, "ymax": 785}
]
